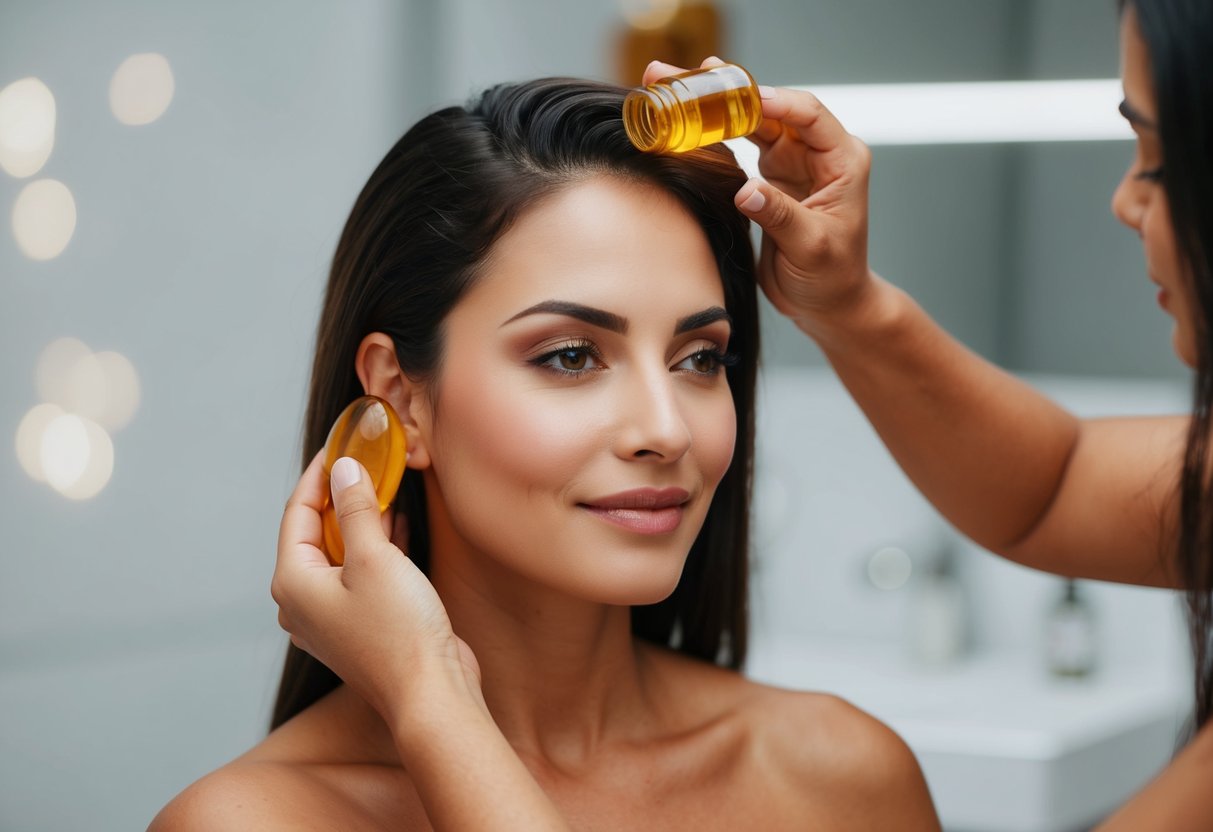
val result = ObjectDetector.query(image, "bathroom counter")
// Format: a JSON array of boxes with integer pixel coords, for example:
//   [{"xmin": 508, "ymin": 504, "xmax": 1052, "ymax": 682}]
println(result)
[{"xmin": 746, "ymin": 636, "xmax": 1188, "ymax": 832}]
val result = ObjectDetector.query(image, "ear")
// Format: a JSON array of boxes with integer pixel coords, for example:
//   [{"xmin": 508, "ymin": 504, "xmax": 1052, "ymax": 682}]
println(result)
[{"xmin": 354, "ymin": 332, "xmax": 432, "ymax": 470}]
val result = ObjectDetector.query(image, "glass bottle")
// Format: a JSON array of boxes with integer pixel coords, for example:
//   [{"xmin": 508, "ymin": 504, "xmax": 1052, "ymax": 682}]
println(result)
[{"xmin": 623, "ymin": 62, "xmax": 762, "ymax": 154}]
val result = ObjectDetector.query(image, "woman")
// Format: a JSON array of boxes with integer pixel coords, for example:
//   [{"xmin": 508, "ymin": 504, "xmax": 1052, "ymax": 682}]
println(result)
[
  {"xmin": 150, "ymin": 80, "xmax": 938, "ymax": 829},
  {"xmin": 706, "ymin": 0, "xmax": 1212, "ymax": 827}
]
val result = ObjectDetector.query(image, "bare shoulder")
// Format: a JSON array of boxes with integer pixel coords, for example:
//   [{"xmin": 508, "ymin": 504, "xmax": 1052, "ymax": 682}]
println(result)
[
  {"xmin": 148, "ymin": 759, "xmax": 339, "ymax": 831},
  {"xmin": 639, "ymin": 645, "xmax": 939, "ymax": 829},
  {"xmin": 149, "ymin": 687, "xmax": 419, "ymax": 831},
  {"xmin": 743, "ymin": 683, "xmax": 940, "ymax": 830}
]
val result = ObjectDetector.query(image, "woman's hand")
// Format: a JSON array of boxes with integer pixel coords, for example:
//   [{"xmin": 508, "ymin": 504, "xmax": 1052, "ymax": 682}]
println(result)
[
  {"xmin": 274, "ymin": 454, "xmax": 570, "ymax": 830},
  {"xmin": 642, "ymin": 58, "xmax": 877, "ymax": 337},
  {"xmin": 272, "ymin": 452, "xmax": 483, "ymax": 724}
]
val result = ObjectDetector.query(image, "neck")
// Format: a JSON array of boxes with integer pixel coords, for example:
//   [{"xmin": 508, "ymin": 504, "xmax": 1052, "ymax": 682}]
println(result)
[{"xmin": 430, "ymin": 548, "xmax": 656, "ymax": 767}]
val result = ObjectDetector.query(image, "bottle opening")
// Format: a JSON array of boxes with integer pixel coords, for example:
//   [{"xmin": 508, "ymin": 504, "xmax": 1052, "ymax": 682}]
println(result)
[{"xmin": 623, "ymin": 91, "xmax": 665, "ymax": 152}]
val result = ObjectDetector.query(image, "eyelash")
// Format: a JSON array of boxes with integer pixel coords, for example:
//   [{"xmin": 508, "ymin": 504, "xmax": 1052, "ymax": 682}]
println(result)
[
  {"xmin": 678, "ymin": 347, "xmax": 739, "ymax": 377},
  {"xmin": 1137, "ymin": 165, "xmax": 1164, "ymax": 183},
  {"xmin": 530, "ymin": 340, "xmax": 738, "ymax": 377},
  {"xmin": 531, "ymin": 339, "xmax": 605, "ymax": 376}
]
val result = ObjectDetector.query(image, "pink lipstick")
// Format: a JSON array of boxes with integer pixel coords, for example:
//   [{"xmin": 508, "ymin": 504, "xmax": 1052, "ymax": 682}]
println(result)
[{"xmin": 580, "ymin": 487, "xmax": 690, "ymax": 535}]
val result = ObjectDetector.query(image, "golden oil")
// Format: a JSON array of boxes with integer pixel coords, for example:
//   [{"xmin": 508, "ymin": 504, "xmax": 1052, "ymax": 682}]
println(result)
[
  {"xmin": 623, "ymin": 63, "xmax": 762, "ymax": 154},
  {"xmin": 321, "ymin": 395, "xmax": 407, "ymax": 565}
]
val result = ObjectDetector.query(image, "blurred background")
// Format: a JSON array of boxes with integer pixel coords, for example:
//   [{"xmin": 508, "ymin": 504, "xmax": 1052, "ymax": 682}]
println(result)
[{"xmin": 0, "ymin": 1, "xmax": 1191, "ymax": 830}]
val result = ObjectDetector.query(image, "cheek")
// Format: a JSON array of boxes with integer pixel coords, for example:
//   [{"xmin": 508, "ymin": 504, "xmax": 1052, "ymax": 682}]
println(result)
[
  {"xmin": 1142, "ymin": 198, "xmax": 1180, "ymax": 278},
  {"xmin": 431, "ymin": 368, "xmax": 596, "ymax": 509},
  {"xmin": 691, "ymin": 390, "xmax": 737, "ymax": 488}
]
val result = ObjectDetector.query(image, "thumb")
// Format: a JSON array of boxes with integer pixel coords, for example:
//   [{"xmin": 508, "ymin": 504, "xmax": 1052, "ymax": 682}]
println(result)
[
  {"xmin": 330, "ymin": 457, "xmax": 389, "ymax": 567},
  {"xmin": 734, "ymin": 178, "xmax": 810, "ymax": 250}
]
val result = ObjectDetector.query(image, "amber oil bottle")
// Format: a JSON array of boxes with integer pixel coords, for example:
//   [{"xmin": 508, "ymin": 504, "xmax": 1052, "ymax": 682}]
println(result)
[{"xmin": 623, "ymin": 63, "xmax": 762, "ymax": 154}]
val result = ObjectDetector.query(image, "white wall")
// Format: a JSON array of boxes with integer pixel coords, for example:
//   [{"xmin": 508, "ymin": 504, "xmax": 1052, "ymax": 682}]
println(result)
[{"xmin": 1, "ymin": 1, "xmax": 419, "ymax": 828}]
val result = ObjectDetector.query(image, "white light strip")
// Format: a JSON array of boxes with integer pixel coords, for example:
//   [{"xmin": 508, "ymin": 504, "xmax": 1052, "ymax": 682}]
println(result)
[{"xmin": 728, "ymin": 79, "xmax": 1131, "ymax": 158}]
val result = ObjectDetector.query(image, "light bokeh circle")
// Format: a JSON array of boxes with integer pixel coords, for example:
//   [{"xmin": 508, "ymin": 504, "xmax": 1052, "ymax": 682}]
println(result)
[
  {"xmin": 0, "ymin": 77, "xmax": 56, "ymax": 177},
  {"xmin": 39, "ymin": 413, "xmax": 114, "ymax": 499},
  {"xmin": 109, "ymin": 53, "xmax": 175, "ymax": 126},
  {"xmin": 15, "ymin": 402, "xmax": 65, "ymax": 482},
  {"xmin": 35, "ymin": 337, "xmax": 92, "ymax": 407},
  {"xmin": 12, "ymin": 178, "xmax": 77, "ymax": 260}
]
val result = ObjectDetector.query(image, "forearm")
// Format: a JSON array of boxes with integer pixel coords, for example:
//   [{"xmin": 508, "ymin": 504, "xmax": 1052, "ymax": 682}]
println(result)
[
  {"xmin": 391, "ymin": 674, "xmax": 569, "ymax": 832},
  {"xmin": 803, "ymin": 274, "xmax": 1081, "ymax": 553},
  {"xmin": 1096, "ymin": 721, "xmax": 1213, "ymax": 831}
]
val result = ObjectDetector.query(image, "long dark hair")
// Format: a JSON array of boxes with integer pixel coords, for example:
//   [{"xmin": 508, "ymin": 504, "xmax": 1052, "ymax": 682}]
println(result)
[
  {"xmin": 270, "ymin": 79, "xmax": 759, "ymax": 730},
  {"xmin": 1123, "ymin": 0, "xmax": 1213, "ymax": 728}
]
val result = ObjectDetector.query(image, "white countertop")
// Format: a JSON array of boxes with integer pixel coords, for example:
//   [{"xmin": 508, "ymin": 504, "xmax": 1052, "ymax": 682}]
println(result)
[{"xmin": 746, "ymin": 636, "xmax": 1189, "ymax": 832}]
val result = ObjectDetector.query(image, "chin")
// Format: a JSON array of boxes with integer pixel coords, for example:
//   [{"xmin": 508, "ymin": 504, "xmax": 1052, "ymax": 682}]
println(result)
[
  {"xmin": 1173, "ymin": 328, "xmax": 1199, "ymax": 369},
  {"xmin": 579, "ymin": 560, "xmax": 685, "ymax": 607}
]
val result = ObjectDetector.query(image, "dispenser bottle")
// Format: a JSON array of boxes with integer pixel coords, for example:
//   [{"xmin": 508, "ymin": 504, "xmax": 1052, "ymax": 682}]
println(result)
[
  {"xmin": 623, "ymin": 62, "xmax": 762, "ymax": 154},
  {"xmin": 1047, "ymin": 579, "xmax": 1097, "ymax": 678},
  {"xmin": 908, "ymin": 539, "xmax": 967, "ymax": 668}
]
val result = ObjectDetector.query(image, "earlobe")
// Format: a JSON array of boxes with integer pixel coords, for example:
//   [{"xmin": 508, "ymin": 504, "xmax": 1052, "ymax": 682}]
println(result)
[{"xmin": 354, "ymin": 333, "xmax": 433, "ymax": 470}]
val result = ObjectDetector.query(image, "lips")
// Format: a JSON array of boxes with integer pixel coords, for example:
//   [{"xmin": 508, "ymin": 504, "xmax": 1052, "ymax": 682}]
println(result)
[
  {"xmin": 580, "ymin": 487, "xmax": 690, "ymax": 535},
  {"xmin": 1150, "ymin": 274, "xmax": 1169, "ymax": 309}
]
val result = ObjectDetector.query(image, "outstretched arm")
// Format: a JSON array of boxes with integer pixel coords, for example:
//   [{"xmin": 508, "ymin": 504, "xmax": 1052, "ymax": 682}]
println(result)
[
  {"xmin": 642, "ymin": 56, "xmax": 1189, "ymax": 588},
  {"xmin": 806, "ymin": 277, "xmax": 1185, "ymax": 587}
]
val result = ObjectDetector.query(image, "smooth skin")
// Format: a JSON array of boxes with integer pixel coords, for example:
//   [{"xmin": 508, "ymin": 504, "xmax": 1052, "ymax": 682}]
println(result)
[
  {"xmin": 640, "ymin": 10, "xmax": 1208, "ymax": 832},
  {"xmin": 152, "ymin": 179, "xmax": 938, "ymax": 830}
]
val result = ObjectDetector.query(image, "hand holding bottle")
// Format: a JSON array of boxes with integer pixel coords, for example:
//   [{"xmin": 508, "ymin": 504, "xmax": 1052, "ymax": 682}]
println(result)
[
  {"xmin": 274, "ymin": 453, "xmax": 570, "ymax": 828},
  {"xmin": 273, "ymin": 451, "xmax": 484, "ymax": 724},
  {"xmin": 642, "ymin": 58, "xmax": 879, "ymax": 341}
]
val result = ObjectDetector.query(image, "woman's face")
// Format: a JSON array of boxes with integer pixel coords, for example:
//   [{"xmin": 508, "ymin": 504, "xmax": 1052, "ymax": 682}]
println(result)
[
  {"xmin": 415, "ymin": 176, "xmax": 737, "ymax": 605},
  {"xmin": 1111, "ymin": 6, "xmax": 1196, "ymax": 367}
]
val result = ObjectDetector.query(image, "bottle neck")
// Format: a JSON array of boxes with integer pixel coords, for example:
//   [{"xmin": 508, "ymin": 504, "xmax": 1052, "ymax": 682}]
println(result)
[{"xmin": 644, "ymin": 83, "xmax": 688, "ymax": 153}]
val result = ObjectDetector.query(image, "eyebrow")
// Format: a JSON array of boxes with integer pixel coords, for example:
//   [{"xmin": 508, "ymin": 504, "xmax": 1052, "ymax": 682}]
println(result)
[
  {"xmin": 1118, "ymin": 99, "xmax": 1157, "ymax": 130},
  {"xmin": 501, "ymin": 300, "xmax": 732, "ymax": 336},
  {"xmin": 503, "ymin": 300, "xmax": 628, "ymax": 333},
  {"xmin": 674, "ymin": 306, "xmax": 732, "ymax": 335}
]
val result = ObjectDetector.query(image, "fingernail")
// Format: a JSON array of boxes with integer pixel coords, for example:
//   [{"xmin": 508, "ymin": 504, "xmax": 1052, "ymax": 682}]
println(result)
[
  {"xmin": 331, "ymin": 457, "xmax": 361, "ymax": 493},
  {"xmin": 758, "ymin": 85, "xmax": 777, "ymax": 100},
  {"xmin": 739, "ymin": 185, "xmax": 766, "ymax": 213}
]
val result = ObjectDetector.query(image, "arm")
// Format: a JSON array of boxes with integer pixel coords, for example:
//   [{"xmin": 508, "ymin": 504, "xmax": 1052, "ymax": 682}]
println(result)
[
  {"xmin": 808, "ymin": 277, "xmax": 1185, "ymax": 587},
  {"xmin": 645, "ymin": 60, "xmax": 1187, "ymax": 588},
  {"xmin": 272, "ymin": 453, "xmax": 570, "ymax": 831}
]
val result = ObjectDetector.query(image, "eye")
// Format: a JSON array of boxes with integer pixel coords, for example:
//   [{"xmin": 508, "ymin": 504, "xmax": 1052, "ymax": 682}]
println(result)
[
  {"xmin": 675, "ymin": 348, "xmax": 738, "ymax": 375},
  {"xmin": 554, "ymin": 349, "xmax": 590, "ymax": 371},
  {"xmin": 531, "ymin": 341, "xmax": 603, "ymax": 375},
  {"xmin": 1136, "ymin": 165, "xmax": 1164, "ymax": 183}
]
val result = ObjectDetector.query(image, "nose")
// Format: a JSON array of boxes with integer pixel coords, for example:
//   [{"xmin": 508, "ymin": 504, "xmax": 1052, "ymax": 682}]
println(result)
[
  {"xmin": 1111, "ymin": 166, "xmax": 1144, "ymax": 233},
  {"xmin": 613, "ymin": 369, "xmax": 692, "ymax": 463}
]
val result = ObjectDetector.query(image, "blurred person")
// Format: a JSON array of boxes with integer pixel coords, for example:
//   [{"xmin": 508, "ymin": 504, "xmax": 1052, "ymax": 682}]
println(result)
[{"xmin": 698, "ymin": 0, "xmax": 1213, "ymax": 827}]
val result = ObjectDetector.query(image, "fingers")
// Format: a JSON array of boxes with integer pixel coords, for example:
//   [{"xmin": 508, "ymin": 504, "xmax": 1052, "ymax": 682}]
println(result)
[
  {"xmin": 756, "ymin": 91, "xmax": 865, "ymax": 193},
  {"xmin": 273, "ymin": 451, "xmax": 332, "ymax": 644},
  {"xmin": 749, "ymin": 116, "xmax": 786, "ymax": 149},
  {"xmin": 329, "ymin": 457, "xmax": 391, "ymax": 568},
  {"xmin": 641, "ymin": 59, "xmax": 686, "ymax": 86},
  {"xmin": 639, "ymin": 55, "xmax": 723, "ymax": 87},
  {"xmin": 276, "ymin": 450, "xmax": 331, "ymax": 578},
  {"xmin": 735, "ymin": 178, "xmax": 818, "ymax": 261},
  {"xmin": 759, "ymin": 87, "xmax": 849, "ymax": 153}
]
